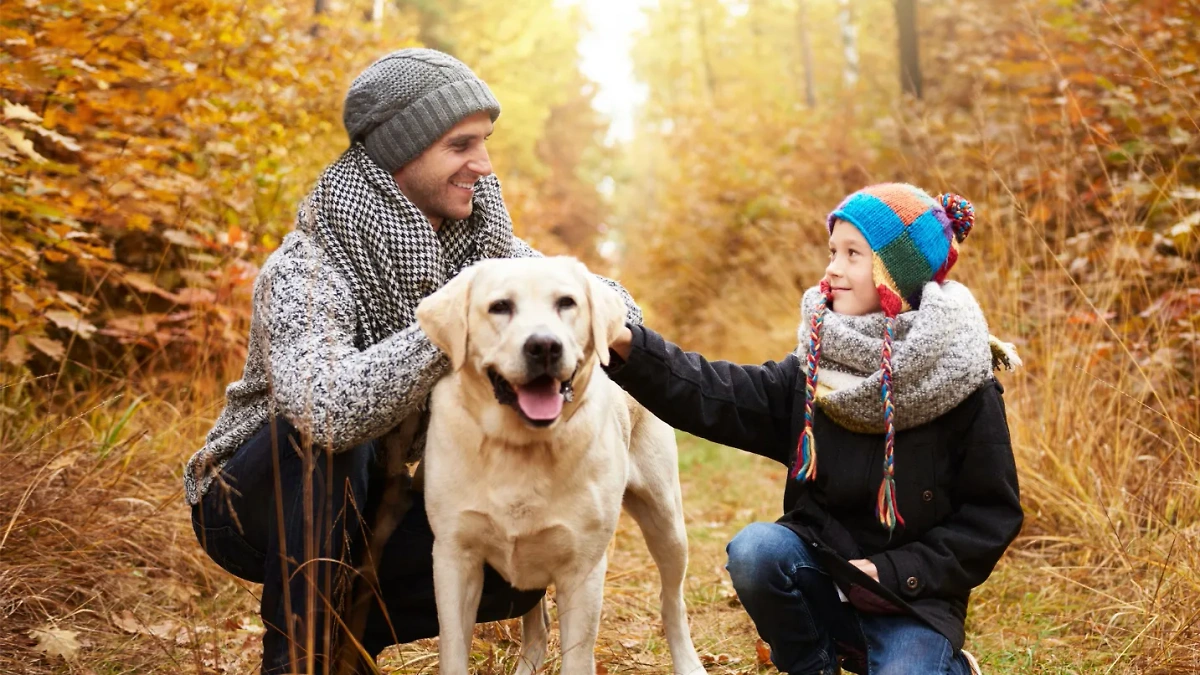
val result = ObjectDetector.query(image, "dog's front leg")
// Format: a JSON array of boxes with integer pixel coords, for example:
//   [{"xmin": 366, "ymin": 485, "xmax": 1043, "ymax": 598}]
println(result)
[
  {"xmin": 554, "ymin": 554, "xmax": 608, "ymax": 675},
  {"xmin": 432, "ymin": 539, "xmax": 484, "ymax": 675}
]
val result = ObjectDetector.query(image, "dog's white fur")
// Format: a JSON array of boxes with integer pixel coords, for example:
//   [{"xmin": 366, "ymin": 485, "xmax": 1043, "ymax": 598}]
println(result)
[{"xmin": 416, "ymin": 257, "xmax": 706, "ymax": 675}]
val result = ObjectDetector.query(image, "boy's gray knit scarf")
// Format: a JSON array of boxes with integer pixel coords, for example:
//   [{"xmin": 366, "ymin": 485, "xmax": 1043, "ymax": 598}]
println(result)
[
  {"xmin": 795, "ymin": 281, "xmax": 1002, "ymax": 434},
  {"xmin": 298, "ymin": 144, "xmax": 513, "ymax": 347}
]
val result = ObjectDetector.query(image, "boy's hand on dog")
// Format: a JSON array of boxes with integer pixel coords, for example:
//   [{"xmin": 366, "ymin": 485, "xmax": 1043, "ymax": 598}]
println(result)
[
  {"xmin": 850, "ymin": 558, "xmax": 879, "ymax": 582},
  {"xmin": 612, "ymin": 325, "xmax": 633, "ymax": 361}
]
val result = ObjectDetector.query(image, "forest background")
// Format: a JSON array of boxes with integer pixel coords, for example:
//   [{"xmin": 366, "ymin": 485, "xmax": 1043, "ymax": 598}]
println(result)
[{"xmin": 2, "ymin": 0, "xmax": 1199, "ymax": 672}]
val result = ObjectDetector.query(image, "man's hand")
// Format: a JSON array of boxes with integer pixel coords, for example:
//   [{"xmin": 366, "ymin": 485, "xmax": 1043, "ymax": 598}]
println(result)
[
  {"xmin": 611, "ymin": 325, "xmax": 633, "ymax": 362},
  {"xmin": 850, "ymin": 558, "xmax": 879, "ymax": 583}
]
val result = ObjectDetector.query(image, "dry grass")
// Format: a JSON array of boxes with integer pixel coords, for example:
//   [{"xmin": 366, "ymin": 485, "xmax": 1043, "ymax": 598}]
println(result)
[{"xmin": 3, "ymin": 354, "xmax": 1197, "ymax": 674}]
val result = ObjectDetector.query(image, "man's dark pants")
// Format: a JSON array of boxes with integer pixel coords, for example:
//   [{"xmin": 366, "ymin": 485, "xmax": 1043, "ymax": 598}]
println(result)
[{"xmin": 190, "ymin": 417, "xmax": 544, "ymax": 674}]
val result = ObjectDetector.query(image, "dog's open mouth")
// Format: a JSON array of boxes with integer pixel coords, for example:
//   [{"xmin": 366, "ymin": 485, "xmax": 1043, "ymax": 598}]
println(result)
[{"xmin": 488, "ymin": 369, "xmax": 572, "ymax": 427}]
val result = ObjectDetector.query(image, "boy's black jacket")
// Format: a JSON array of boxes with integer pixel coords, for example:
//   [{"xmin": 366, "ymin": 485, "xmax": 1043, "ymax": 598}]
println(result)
[{"xmin": 606, "ymin": 324, "xmax": 1024, "ymax": 650}]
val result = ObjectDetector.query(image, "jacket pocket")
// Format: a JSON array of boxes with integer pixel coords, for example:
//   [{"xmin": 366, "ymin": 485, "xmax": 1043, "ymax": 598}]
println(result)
[{"xmin": 895, "ymin": 426, "xmax": 941, "ymax": 533}]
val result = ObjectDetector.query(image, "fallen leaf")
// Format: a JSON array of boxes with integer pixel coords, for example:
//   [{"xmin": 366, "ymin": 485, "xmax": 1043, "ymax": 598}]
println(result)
[
  {"xmin": 0, "ymin": 126, "xmax": 45, "ymax": 162},
  {"xmin": 111, "ymin": 610, "xmax": 141, "ymax": 634},
  {"xmin": 27, "ymin": 335, "xmax": 65, "ymax": 360},
  {"xmin": 45, "ymin": 309, "xmax": 97, "ymax": 339},
  {"xmin": 111, "ymin": 611, "xmax": 181, "ymax": 640},
  {"xmin": 3, "ymin": 98, "xmax": 41, "ymax": 123},
  {"xmin": 175, "ymin": 287, "xmax": 216, "ymax": 305},
  {"xmin": 756, "ymin": 638, "xmax": 771, "ymax": 665},
  {"xmin": 122, "ymin": 272, "xmax": 178, "ymax": 301},
  {"xmin": 2, "ymin": 336, "xmax": 28, "ymax": 366},
  {"xmin": 163, "ymin": 228, "xmax": 205, "ymax": 249},
  {"xmin": 47, "ymin": 451, "xmax": 81, "ymax": 472},
  {"xmin": 28, "ymin": 626, "xmax": 81, "ymax": 660},
  {"xmin": 25, "ymin": 123, "xmax": 82, "ymax": 152}
]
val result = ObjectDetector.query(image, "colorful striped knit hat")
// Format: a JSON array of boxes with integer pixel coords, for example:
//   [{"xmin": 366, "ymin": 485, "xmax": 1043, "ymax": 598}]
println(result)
[{"xmin": 793, "ymin": 183, "xmax": 976, "ymax": 532}]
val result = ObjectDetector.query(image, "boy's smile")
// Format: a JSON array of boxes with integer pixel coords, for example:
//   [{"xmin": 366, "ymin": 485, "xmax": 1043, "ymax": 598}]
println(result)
[{"xmin": 825, "ymin": 220, "xmax": 882, "ymax": 316}]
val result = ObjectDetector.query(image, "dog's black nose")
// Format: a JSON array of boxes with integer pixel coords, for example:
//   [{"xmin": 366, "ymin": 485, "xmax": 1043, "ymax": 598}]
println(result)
[{"xmin": 523, "ymin": 333, "xmax": 563, "ymax": 369}]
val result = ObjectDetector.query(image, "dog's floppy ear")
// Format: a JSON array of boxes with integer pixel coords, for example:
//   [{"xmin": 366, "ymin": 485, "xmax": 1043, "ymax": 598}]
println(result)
[
  {"xmin": 581, "ymin": 264, "xmax": 627, "ymax": 367},
  {"xmin": 416, "ymin": 266, "xmax": 476, "ymax": 371}
]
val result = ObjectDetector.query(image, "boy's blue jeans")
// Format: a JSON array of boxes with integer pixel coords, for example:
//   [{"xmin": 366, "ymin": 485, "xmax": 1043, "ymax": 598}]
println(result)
[{"xmin": 726, "ymin": 522, "xmax": 974, "ymax": 675}]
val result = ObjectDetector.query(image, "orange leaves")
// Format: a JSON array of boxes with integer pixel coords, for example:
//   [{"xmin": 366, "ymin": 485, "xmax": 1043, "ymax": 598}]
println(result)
[
  {"xmin": 1, "ymin": 0, "xmax": 606, "ymax": 379},
  {"xmin": 0, "ymin": 0, "xmax": 371, "ymax": 372}
]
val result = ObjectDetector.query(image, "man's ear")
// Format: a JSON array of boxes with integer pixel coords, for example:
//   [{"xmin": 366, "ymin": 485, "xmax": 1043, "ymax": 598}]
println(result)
[
  {"xmin": 580, "ymin": 263, "xmax": 627, "ymax": 367},
  {"xmin": 416, "ymin": 266, "xmax": 476, "ymax": 371}
]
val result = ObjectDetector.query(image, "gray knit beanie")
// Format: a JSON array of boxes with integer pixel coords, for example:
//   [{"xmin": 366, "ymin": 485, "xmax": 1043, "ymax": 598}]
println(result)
[{"xmin": 343, "ymin": 48, "xmax": 501, "ymax": 174}]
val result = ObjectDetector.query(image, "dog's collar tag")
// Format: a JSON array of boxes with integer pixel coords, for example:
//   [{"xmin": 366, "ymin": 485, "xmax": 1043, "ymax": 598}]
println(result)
[{"xmin": 560, "ymin": 365, "xmax": 579, "ymax": 403}]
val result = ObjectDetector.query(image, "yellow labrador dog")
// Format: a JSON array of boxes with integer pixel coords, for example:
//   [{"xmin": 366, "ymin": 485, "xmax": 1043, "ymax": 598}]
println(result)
[{"xmin": 416, "ymin": 257, "xmax": 706, "ymax": 675}]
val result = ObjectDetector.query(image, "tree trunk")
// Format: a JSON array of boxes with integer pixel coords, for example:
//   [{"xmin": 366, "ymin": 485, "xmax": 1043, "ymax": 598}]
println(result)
[
  {"xmin": 837, "ymin": 0, "xmax": 859, "ymax": 88},
  {"xmin": 371, "ymin": 0, "xmax": 385, "ymax": 25},
  {"xmin": 897, "ymin": 0, "xmax": 923, "ymax": 98},
  {"xmin": 797, "ymin": 0, "xmax": 817, "ymax": 108},
  {"xmin": 694, "ymin": 0, "xmax": 718, "ymax": 102},
  {"xmin": 311, "ymin": 0, "xmax": 326, "ymax": 36}
]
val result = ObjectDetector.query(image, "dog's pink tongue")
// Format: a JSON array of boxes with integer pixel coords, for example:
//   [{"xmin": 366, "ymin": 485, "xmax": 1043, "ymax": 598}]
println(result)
[{"xmin": 515, "ymin": 380, "xmax": 563, "ymax": 420}]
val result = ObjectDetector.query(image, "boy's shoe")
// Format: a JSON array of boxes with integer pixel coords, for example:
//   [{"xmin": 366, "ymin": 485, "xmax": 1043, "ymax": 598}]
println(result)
[{"xmin": 962, "ymin": 649, "xmax": 982, "ymax": 675}]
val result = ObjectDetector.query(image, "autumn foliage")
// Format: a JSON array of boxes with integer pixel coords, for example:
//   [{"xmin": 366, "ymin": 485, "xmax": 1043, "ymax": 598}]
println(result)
[
  {"xmin": 3, "ymin": 0, "xmax": 1200, "ymax": 671},
  {"xmin": 1, "ymin": 0, "xmax": 607, "ymax": 389}
]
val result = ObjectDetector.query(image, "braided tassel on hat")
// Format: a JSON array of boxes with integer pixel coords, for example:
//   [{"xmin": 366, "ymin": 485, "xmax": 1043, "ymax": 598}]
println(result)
[
  {"xmin": 792, "ymin": 280, "xmax": 833, "ymax": 482},
  {"xmin": 876, "ymin": 313, "xmax": 905, "ymax": 532}
]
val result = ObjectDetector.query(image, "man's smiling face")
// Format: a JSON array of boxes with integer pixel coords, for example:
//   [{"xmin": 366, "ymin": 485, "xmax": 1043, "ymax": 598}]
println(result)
[{"xmin": 393, "ymin": 111, "xmax": 494, "ymax": 230}]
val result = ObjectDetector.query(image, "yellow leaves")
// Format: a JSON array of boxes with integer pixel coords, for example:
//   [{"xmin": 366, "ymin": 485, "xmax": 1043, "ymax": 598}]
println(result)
[
  {"xmin": 146, "ymin": 88, "xmax": 183, "ymax": 115},
  {"xmin": 3, "ymin": 0, "xmax": 605, "ymax": 378},
  {"xmin": 126, "ymin": 213, "xmax": 152, "ymax": 230},
  {"xmin": 42, "ymin": 249, "xmax": 69, "ymax": 264},
  {"xmin": 0, "ymin": 126, "xmax": 45, "ymax": 162}
]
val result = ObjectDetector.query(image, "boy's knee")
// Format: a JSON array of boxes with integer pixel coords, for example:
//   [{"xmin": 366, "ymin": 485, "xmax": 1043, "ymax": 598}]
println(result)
[{"xmin": 725, "ymin": 522, "xmax": 801, "ymax": 594}]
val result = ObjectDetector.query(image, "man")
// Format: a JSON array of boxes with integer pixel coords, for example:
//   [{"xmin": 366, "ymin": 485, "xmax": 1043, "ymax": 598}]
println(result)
[{"xmin": 185, "ymin": 48, "xmax": 642, "ymax": 674}]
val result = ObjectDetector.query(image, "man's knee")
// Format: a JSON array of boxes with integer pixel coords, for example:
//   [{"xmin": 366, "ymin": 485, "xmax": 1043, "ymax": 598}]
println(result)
[{"xmin": 477, "ymin": 585, "xmax": 545, "ymax": 624}]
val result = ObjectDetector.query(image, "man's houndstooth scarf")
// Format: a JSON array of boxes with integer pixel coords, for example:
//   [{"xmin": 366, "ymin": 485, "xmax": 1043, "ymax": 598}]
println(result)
[{"xmin": 298, "ymin": 144, "xmax": 513, "ymax": 348}]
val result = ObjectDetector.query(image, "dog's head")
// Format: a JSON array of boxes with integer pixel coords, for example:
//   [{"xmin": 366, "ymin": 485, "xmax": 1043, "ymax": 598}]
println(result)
[{"xmin": 416, "ymin": 256, "xmax": 627, "ymax": 428}]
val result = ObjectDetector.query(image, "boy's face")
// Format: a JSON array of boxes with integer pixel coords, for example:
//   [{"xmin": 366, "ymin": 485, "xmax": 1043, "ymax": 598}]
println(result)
[
  {"xmin": 825, "ymin": 220, "xmax": 882, "ymax": 316},
  {"xmin": 393, "ymin": 111, "xmax": 495, "ymax": 231}
]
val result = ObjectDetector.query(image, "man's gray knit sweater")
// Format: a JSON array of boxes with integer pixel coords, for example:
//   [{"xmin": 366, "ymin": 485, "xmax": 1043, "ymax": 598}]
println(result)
[{"xmin": 184, "ymin": 198, "xmax": 641, "ymax": 506}]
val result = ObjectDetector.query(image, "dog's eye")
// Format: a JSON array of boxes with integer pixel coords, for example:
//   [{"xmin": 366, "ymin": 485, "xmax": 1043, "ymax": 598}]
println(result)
[
  {"xmin": 488, "ymin": 299, "xmax": 513, "ymax": 315},
  {"xmin": 556, "ymin": 296, "xmax": 577, "ymax": 311}
]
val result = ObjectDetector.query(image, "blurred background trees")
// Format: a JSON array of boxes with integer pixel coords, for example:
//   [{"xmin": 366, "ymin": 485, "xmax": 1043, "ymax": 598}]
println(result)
[
  {"xmin": 0, "ymin": 0, "xmax": 610, "ymax": 393},
  {"xmin": 3, "ymin": 0, "xmax": 1200, "ymax": 670}
]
